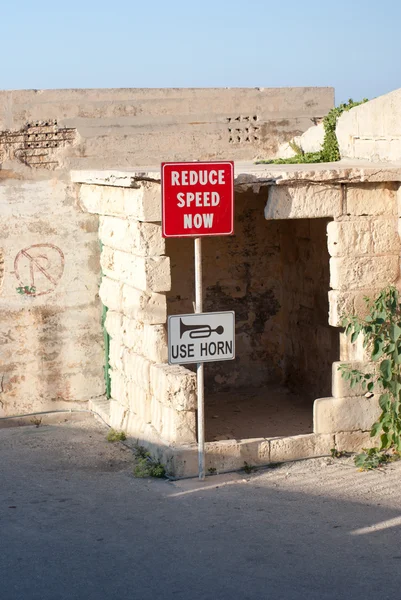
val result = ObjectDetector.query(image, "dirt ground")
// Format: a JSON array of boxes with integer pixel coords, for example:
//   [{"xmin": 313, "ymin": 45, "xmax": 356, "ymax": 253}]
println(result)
[
  {"xmin": 1, "ymin": 414, "xmax": 401, "ymax": 600},
  {"xmin": 205, "ymin": 384, "xmax": 313, "ymax": 440}
]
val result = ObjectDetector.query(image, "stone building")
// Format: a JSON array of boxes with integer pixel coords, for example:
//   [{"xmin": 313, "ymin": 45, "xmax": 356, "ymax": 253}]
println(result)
[{"xmin": 1, "ymin": 86, "xmax": 401, "ymax": 476}]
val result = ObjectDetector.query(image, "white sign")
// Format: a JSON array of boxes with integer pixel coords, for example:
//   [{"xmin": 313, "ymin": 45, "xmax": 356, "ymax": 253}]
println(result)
[{"xmin": 168, "ymin": 311, "xmax": 235, "ymax": 365}]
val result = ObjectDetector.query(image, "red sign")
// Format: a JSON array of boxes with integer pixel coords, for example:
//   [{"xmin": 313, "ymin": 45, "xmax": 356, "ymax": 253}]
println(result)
[{"xmin": 162, "ymin": 161, "xmax": 234, "ymax": 238}]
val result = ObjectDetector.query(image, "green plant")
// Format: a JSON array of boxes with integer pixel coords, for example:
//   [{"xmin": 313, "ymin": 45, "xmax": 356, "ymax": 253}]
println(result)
[
  {"xmin": 243, "ymin": 461, "xmax": 256, "ymax": 474},
  {"xmin": 330, "ymin": 448, "xmax": 350, "ymax": 459},
  {"xmin": 340, "ymin": 287, "xmax": 401, "ymax": 457},
  {"xmin": 208, "ymin": 467, "xmax": 217, "ymax": 475},
  {"xmin": 256, "ymin": 98, "xmax": 368, "ymax": 165},
  {"xmin": 133, "ymin": 445, "xmax": 166, "ymax": 478},
  {"xmin": 354, "ymin": 447, "xmax": 400, "ymax": 471},
  {"xmin": 320, "ymin": 98, "xmax": 367, "ymax": 161},
  {"xmin": 30, "ymin": 416, "xmax": 42, "ymax": 428},
  {"xmin": 107, "ymin": 429, "xmax": 127, "ymax": 442},
  {"xmin": 258, "ymin": 151, "xmax": 324, "ymax": 165},
  {"xmin": 288, "ymin": 140, "xmax": 303, "ymax": 155}
]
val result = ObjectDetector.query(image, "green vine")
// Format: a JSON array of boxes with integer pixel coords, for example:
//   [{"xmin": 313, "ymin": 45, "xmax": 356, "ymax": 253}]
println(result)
[
  {"xmin": 340, "ymin": 287, "xmax": 401, "ymax": 467},
  {"xmin": 256, "ymin": 98, "xmax": 368, "ymax": 165}
]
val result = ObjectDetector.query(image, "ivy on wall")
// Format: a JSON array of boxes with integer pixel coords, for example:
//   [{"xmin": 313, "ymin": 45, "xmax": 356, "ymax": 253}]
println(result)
[{"xmin": 256, "ymin": 98, "xmax": 368, "ymax": 165}]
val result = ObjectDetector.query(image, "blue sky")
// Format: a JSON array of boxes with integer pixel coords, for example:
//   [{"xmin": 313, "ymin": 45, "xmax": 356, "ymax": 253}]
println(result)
[{"xmin": 1, "ymin": 0, "xmax": 400, "ymax": 104}]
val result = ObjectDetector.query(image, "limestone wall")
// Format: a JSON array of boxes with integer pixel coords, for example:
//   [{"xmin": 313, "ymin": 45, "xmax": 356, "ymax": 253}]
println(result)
[
  {"xmin": 0, "ymin": 178, "xmax": 104, "ymax": 416},
  {"xmin": 0, "ymin": 86, "xmax": 333, "ymax": 420},
  {"xmin": 337, "ymin": 88, "xmax": 401, "ymax": 162},
  {"xmin": 77, "ymin": 178, "xmax": 197, "ymax": 446},
  {"xmin": 0, "ymin": 87, "xmax": 334, "ymax": 171}
]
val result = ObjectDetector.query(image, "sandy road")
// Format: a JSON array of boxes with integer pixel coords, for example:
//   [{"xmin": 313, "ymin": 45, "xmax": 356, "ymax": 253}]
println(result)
[{"xmin": 0, "ymin": 415, "xmax": 400, "ymax": 600}]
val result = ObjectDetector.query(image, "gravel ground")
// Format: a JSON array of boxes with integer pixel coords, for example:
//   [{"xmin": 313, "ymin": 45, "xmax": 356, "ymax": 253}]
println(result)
[{"xmin": 1, "ymin": 415, "xmax": 401, "ymax": 600}]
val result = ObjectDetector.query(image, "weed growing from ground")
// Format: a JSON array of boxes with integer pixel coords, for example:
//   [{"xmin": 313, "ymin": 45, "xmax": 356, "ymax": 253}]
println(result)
[
  {"xmin": 107, "ymin": 429, "xmax": 127, "ymax": 442},
  {"xmin": 243, "ymin": 461, "xmax": 257, "ymax": 474},
  {"xmin": 354, "ymin": 447, "xmax": 400, "ymax": 471},
  {"xmin": 133, "ymin": 445, "xmax": 166, "ymax": 478}
]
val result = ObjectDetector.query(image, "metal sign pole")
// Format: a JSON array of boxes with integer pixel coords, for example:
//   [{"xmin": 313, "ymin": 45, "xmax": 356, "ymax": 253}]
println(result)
[{"xmin": 194, "ymin": 237, "xmax": 205, "ymax": 480}]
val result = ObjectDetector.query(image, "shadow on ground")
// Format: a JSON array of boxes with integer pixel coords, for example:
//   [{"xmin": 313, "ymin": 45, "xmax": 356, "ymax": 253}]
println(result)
[{"xmin": 0, "ymin": 415, "xmax": 400, "ymax": 600}]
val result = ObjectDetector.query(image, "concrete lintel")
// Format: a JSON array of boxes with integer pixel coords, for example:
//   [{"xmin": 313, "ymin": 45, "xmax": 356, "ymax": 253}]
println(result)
[{"xmin": 71, "ymin": 160, "xmax": 401, "ymax": 190}]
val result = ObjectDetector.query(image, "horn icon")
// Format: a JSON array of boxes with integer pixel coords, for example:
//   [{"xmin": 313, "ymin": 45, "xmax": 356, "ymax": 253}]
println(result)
[{"xmin": 179, "ymin": 318, "xmax": 224, "ymax": 340}]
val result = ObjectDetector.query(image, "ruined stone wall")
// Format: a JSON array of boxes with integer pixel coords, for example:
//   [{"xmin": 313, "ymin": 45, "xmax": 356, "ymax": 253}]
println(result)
[
  {"xmin": 0, "ymin": 87, "xmax": 334, "ymax": 172},
  {"xmin": 167, "ymin": 189, "xmax": 285, "ymax": 392},
  {"xmin": 265, "ymin": 176, "xmax": 401, "ymax": 438},
  {"xmin": 167, "ymin": 199, "xmax": 338, "ymax": 399},
  {"xmin": 0, "ymin": 86, "xmax": 333, "ymax": 417},
  {"xmin": 75, "ymin": 178, "xmax": 197, "ymax": 446},
  {"xmin": 337, "ymin": 88, "xmax": 401, "ymax": 162},
  {"xmin": 0, "ymin": 178, "xmax": 104, "ymax": 416}
]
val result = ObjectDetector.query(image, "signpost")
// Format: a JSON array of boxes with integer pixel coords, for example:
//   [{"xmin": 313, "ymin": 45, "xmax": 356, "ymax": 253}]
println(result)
[
  {"xmin": 168, "ymin": 312, "xmax": 235, "ymax": 365},
  {"xmin": 162, "ymin": 161, "xmax": 234, "ymax": 238},
  {"xmin": 162, "ymin": 161, "xmax": 235, "ymax": 479}
]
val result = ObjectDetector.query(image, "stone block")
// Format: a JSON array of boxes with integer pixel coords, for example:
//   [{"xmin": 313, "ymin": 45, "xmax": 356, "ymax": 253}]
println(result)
[
  {"xmin": 334, "ymin": 430, "xmax": 380, "ymax": 453},
  {"xmin": 164, "ymin": 445, "xmax": 199, "ymax": 479},
  {"xmin": 110, "ymin": 370, "xmax": 128, "ymax": 406},
  {"xmin": 104, "ymin": 310, "xmax": 122, "ymax": 340},
  {"xmin": 206, "ymin": 440, "xmax": 261, "ymax": 472},
  {"xmin": 121, "ymin": 316, "xmax": 144, "ymax": 354},
  {"xmin": 346, "ymin": 184, "xmax": 397, "ymax": 216},
  {"xmin": 99, "ymin": 216, "xmax": 165, "ymax": 256},
  {"xmin": 150, "ymin": 364, "xmax": 196, "ymax": 411},
  {"xmin": 109, "ymin": 399, "xmax": 129, "ymax": 430},
  {"xmin": 269, "ymin": 433, "xmax": 334, "ymax": 462},
  {"xmin": 143, "ymin": 324, "xmax": 168, "ymax": 363},
  {"xmin": 330, "ymin": 256, "xmax": 399, "ymax": 291},
  {"xmin": 327, "ymin": 220, "xmax": 371, "ymax": 257},
  {"xmin": 371, "ymin": 218, "xmax": 401, "ymax": 254},
  {"xmin": 332, "ymin": 361, "xmax": 374, "ymax": 398},
  {"xmin": 123, "ymin": 182, "xmax": 161, "ymax": 222},
  {"xmin": 101, "ymin": 247, "xmax": 171, "ymax": 292},
  {"xmin": 327, "ymin": 215, "xmax": 400, "ymax": 257},
  {"xmin": 123, "ymin": 350, "xmax": 151, "ymax": 392},
  {"xmin": 168, "ymin": 441, "xmax": 269, "ymax": 478},
  {"xmin": 339, "ymin": 332, "xmax": 370, "ymax": 361},
  {"xmin": 126, "ymin": 382, "xmax": 151, "ymax": 423},
  {"xmin": 109, "ymin": 338, "xmax": 124, "ymax": 371},
  {"xmin": 99, "ymin": 277, "xmax": 122, "ymax": 312},
  {"xmin": 80, "ymin": 185, "xmax": 125, "ymax": 216},
  {"xmin": 313, "ymin": 396, "xmax": 381, "ymax": 434},
  {"xmin": 265, "ymin": 184, "xmax": 342, "ymax": 220},
  {"xmin": 89, "ymin": 397, "xmax": 111, "ymax": 423},
  {"xmin": 99, "ymin": 216, "xmax": 129, "ymax": 251},
  {"xmin": 334, "ymin": 430, "xmax": 377, "ymax": 453},
  {"xmin": 328, "ymin": 290, "xmax": 373, "ymax": 327},
  {"xmin": 150, "ymin": 396, "xmax": 196, "ymax": 443},
  {"xmin": 122, "ymin": 284, "xmax": 167, "ymax": 324},
  {"xmin": 328, "ymin": 290, "xmax": 354, "ymax": 327},
  {"xmin": 79, "ymin": 183, "xmax": 162, "ymax": 220}
]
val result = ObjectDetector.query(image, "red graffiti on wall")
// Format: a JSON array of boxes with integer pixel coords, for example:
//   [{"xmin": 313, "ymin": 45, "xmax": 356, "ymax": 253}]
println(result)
[{"xmin": 14, "ymin": 244, "xmax": 65, "ymax": 297}]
